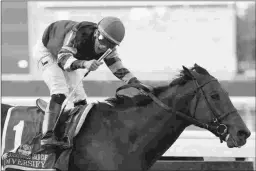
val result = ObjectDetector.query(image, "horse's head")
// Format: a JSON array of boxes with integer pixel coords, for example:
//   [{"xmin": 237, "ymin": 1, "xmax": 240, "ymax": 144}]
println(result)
[{"xmin": 167, "ymin": 63, "xmax": 251, "ymax": 148}]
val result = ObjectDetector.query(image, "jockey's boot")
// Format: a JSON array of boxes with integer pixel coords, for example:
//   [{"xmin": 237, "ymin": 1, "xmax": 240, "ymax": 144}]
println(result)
[
  {"xmin": 41, "ymin": 95, "xmax": 68, "ymax": 148},
  {"xmin": 60, "ymin": 99, "xmax": 88, "ymax": 148},
  {"xmin": 61, "ymin": 118, "xmax": 77, "ymax": 149}
]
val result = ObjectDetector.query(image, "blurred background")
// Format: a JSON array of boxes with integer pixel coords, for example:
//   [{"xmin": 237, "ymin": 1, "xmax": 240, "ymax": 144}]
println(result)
[{"xmin": 1, "ymin": 0, "xmax": 255, "ymax": 162}]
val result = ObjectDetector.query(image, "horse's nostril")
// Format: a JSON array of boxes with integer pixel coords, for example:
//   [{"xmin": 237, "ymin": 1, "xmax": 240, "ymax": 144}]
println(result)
[{"xmin": 237, "ymin": 130, "xmax": 251, "ymax": 139}]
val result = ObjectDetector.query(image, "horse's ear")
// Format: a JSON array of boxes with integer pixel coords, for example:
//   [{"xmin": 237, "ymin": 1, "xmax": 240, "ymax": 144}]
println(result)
[
  {"xmin": 194, "ymin": 63, "xmax": 210, "ymax": 75},
  {"xmin": 182, "ymin": 65, "xmax": 194, "ymax": 78},
  {"xmin": 182, "ymin": 65, "xmax": 188, "ymax": 71},
  {"xmin": 194, "ymin": 63, "xmax": 199, "ymax": 68}
]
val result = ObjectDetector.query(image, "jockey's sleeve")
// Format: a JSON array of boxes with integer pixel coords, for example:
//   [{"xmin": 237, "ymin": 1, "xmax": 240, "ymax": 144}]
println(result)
[
  {"xmin": 104, "ymin": 49, "xmax": 138, "ymax": 84},
  {"xmin": 57, "ymin": 30, "xmax": 85, "ymax": 71}
]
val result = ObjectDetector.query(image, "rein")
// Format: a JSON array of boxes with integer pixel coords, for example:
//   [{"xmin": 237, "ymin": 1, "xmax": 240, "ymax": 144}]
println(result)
[
  {"xmin": 116, "ymin": 83, "xmax": 215, "ymax": 130},
  {"xmin": 116, "ymin": 81, "xmax": 232, "ymax": 142}
]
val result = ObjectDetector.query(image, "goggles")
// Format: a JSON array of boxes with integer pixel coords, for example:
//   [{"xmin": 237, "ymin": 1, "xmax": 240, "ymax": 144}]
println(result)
[{"xmin": 98, "ymin": 33, "xmax": 116, "ymax": 49}]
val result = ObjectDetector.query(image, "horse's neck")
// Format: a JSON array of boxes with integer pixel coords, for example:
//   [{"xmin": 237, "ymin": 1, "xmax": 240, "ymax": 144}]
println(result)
[
  {"xmin": 142, "ymin": 118, "xmax": 187, "ymax": 170},
  {"xmin": 127, "ymin": 85, "xmax": 189, "ymax": 168}
]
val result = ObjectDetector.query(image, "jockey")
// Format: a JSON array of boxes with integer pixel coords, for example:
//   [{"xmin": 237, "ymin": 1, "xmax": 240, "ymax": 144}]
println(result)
[{"xmin": 34, "ymin": 17, "xmax": 141, "ymax": 148}]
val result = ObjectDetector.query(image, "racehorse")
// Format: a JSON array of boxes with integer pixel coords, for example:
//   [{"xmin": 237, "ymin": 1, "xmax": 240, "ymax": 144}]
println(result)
[{"xmin": 1, "ymin": 64, "xmax": 251, "ymax": 171}]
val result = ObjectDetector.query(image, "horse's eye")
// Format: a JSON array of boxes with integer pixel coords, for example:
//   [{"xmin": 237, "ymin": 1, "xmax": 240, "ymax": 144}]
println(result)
[{"xmin": 211, "ymin": 93, "xmax": 220, "ymax": 100}]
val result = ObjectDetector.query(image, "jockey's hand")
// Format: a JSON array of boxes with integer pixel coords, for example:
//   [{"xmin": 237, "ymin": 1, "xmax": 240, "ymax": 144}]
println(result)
[{"xmin": 84, "ymin": 59, "xmax": 103, "ymax": 71}]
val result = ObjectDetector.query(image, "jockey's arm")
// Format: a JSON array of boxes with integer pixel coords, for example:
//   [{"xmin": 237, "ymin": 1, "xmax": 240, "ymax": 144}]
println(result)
[
  {"xmin": 104, "ymin": 49, "xmax": 140, "ymax": 84},
  {"xmin": 57, "ymin": 30, "xmax": 86, "ymax": 71},
  {"xmin": 57, "ymin": 30, "xmax": 140, "ymax": 85}
]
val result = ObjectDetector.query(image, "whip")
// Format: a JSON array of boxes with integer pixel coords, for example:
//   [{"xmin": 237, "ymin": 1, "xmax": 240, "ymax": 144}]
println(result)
[{"xmin": 52, "ymin": 48, "xmax": 113, "ymax": 131}]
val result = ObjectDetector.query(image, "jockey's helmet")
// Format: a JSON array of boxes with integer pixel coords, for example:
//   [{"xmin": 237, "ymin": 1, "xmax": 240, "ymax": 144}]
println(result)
[{"xmin": 97, "ymin": 16, "xmax": 125, "ymax": 46}]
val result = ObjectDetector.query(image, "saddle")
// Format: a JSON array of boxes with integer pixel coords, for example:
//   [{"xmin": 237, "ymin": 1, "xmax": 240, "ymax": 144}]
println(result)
[
  {"xmin": 36, "ymin": 98, "xmax": 94, "ymax": 136},
  {"xmin": 1, "ymin": 98, "xmax": 95, "ymax": 171}
]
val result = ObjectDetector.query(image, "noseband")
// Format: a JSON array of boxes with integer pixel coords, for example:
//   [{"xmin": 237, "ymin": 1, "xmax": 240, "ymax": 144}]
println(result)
[{"xmin": 116, "ymin": 77, "xmax": 236, "ymax": 143}]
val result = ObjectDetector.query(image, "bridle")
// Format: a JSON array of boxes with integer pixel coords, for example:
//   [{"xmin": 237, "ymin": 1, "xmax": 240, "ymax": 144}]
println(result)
[
  {"xmin": 181, "ymin": 75, "xmax": 237, "ymax": 142},
  {"xmin": 116, "ymin": 75, "xmax": 237, "ymax": 143}
]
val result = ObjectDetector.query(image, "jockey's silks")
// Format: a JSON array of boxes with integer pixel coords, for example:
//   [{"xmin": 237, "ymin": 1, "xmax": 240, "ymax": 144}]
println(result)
[{"xmin": 42, "ymin": 20, "xmax": 136, "ymax": 83}]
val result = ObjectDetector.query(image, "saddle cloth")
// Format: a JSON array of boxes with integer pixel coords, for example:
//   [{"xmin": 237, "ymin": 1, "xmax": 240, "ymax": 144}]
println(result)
[{"xmin": 1, "ymin": 103, "xmax": 94, "ymax": 171}]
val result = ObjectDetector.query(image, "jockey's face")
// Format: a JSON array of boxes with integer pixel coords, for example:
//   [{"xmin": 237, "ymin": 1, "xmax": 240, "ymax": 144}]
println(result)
[{"xmin": 94, "ymin": 30, "xmax": 116, "ymax": 54}]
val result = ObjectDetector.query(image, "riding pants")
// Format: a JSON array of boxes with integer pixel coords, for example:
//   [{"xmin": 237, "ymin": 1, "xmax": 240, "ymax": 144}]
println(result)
[{"xmin": 34, "ymin": 41, "xmax": 88, "ymax": 103}]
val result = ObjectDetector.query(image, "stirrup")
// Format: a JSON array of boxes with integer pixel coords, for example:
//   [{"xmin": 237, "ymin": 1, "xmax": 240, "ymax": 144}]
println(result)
[
  {"xmin": 41, "ymin": 138, "xmax": 63, "ymax": 148},
  {"xmin": 41, "ymin": 132, "xmax": 59, "ymax": 146},
  {"xmin": 62, "ymin": 137, "xmax": 73, "ymax": 149}
]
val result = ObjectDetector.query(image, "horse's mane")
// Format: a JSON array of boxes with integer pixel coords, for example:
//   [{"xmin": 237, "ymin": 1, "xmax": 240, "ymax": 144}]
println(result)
[
  {"xmin": 105, "ymin": 64, "xmax": 210, "ymax": 109},
  {"xmin": 105, "ymin": 85, "xmax": 168, "ymax": 108},
  {"xmin": 170, "ymin": 64, "xmax": 210, "ymax": 87}
]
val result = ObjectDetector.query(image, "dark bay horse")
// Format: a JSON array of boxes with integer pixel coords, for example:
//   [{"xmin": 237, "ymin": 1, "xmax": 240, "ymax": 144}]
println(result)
[{"xmin": 1, "ymin": 64, "xmax": 251, "ymax": 171}]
